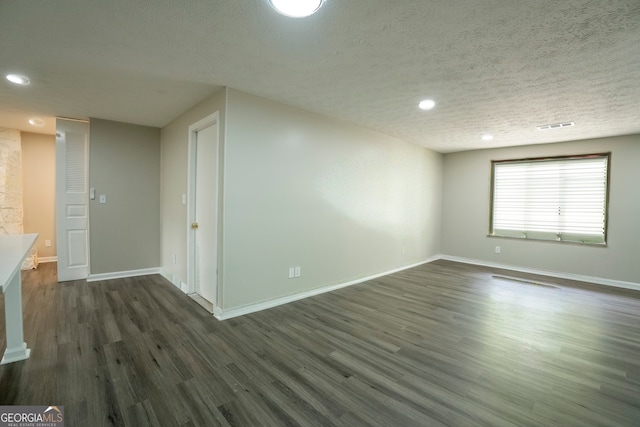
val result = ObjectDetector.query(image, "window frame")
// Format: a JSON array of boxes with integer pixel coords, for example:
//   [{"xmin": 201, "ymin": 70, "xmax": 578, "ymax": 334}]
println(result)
[{"xmin": 488, "ymin": 152, "xmax": 611, "ymax": 246}]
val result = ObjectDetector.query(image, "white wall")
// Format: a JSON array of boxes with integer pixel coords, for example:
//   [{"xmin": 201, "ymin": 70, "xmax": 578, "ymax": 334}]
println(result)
[
  {"xmin": 442, "ymin": 134, "xmax": 640, "ymax": 284},
  {"xmin": 160, "ymin": 88, "xmax": 226, "ymax": 286},
  {"xmin": 221, "ymin": 89, "xmax": 442, "ymax": 310},
  {"xmin": 21, "ymin": 132, "xmax": 56, "ymax": 259},
  {"xmin": 160, "ymin": 88, "xmax": 443, "ymax": 313}
]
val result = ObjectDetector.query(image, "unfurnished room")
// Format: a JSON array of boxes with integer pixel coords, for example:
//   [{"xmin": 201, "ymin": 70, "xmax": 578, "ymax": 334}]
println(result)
[{"xmin": 0, "ymin": 1, "xmax": 639, "ymax": 426}]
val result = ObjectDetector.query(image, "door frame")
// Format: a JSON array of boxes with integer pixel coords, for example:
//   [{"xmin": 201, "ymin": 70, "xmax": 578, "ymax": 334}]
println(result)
[{"xmin": 187, "ymin": 112, "xmax": 221, "ymax": 308}]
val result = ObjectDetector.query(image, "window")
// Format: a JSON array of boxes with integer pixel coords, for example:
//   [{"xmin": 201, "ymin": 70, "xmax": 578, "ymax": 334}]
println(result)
[{"xmin": 490, "ymin": 153, "xmax": 610, "ymax": 245}]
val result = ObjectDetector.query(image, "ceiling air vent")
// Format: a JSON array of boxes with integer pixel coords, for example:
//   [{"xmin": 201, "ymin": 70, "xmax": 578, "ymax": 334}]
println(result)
[{"xmin": 536, "ymin": 121, "xmax": 575, "ymax": 131}]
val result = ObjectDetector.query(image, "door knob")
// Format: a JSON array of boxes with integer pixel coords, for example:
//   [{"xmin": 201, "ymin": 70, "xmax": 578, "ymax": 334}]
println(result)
[{"xmin": 191, "ymin": 223, "xmax": 199, "ymax": 229}]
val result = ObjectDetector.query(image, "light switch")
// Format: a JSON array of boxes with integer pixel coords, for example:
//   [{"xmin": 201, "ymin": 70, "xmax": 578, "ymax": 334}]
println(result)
[
  {"xmin": 99, "ymin": 194, "xmax": 107, "ymax": 204},
  {"xmin": 90, "ymin": 188, "xmax": 96, "ymax": 200}
]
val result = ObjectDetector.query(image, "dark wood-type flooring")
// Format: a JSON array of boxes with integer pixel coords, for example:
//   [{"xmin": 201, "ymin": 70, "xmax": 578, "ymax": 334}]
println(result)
[{"xmin": 1, "ymin": 260, "xmax": 640, "ymax": 426}]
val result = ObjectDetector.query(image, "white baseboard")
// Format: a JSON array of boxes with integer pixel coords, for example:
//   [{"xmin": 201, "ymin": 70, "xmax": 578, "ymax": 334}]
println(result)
[
  {"xmin": 161, "ymin": 254, "xmax": 637, "ymax": 321},
  {"xmin": 159, "ymin": 270, "xmax": 221, "ymax": 314},
  {"xmin": 215, "ymin": 256, "xmax": 441, "ymax": 320},
  {"xmin": 88, "ymin": 267, "xmax": 162, "ymax": 282},
  {"xmin": 437, "ymin": 254, "xmax": 640, "ymax": 292},
  {"xmin": 160, "ymin": 270, "xmax": 189, "ymax": 293},
  {"xmin": 38, "ymin": 256, "xmax": 58, "ymax": 263},
  {"xmin": 213, "ymin": 305, "xmax": 224, "ymax": 318}
]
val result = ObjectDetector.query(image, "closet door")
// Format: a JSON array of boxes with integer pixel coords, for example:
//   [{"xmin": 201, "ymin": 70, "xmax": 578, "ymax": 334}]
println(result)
[{"xmin": 56, "ymin": 118, "xmax": 90, "ymax": 282}]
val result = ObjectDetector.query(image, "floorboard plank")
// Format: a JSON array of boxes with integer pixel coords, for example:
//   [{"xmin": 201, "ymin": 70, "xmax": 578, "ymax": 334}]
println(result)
[{"xmin": 2, "ymin": 260, "xmax": 640, "ymax": 425}]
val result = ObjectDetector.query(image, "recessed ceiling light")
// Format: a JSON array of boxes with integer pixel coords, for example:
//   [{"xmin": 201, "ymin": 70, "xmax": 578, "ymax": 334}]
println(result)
[
  {"xmin": 28, "ymin": 118, "xmax": 45, "ymax": 127},
  {"xmin": 269, "ymin": 0, "xmax": 324, "ymax": 17},
  {"xmin": 6, "ymin": 74, "xmax": 31, "ymax": 85},
  {"xmin": 418, "ymin": 99, "xmax": 436, "ymax": 110},
  {"xmin": 482, "ymin": 134, "xmax": 494, "ymax": 141}
]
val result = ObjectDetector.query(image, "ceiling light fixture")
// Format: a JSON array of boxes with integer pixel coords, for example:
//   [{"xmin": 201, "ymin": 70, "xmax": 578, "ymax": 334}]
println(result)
[
  {"xmin": 482, "ymin": 134, "xmax": 494, "ymax": 141},
  {"xmin": 269, "ymin": 0, "xmax": 325, "ymax": 18},
  {"xmin": 418, "ymin": 99, "xmax": 436, "ymax": 110},
  {"xmin": 6, "ymin": 74, "xmax": 31, "ymax": 86},
  {"xmin": 28, "ymin": 118, "xmax": 45, "ymax": 127}
]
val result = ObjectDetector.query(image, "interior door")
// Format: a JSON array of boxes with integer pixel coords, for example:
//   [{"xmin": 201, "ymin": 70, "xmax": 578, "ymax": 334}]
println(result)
[
  {"xmin": 55, "ymin": 119, "xmax": 90, "ymax": 282},
  {"xmin": 189, "ymin": 115, "xmax": 219, "ymax": 305}
]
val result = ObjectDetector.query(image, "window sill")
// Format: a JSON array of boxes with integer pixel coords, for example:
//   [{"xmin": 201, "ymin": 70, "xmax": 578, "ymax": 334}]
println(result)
[{"xmin": 487, "ymin": 234, "xmax": 607, "ymax": 247}]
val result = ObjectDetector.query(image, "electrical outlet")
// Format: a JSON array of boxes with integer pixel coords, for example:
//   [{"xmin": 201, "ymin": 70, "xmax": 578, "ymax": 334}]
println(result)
[
  {"xmin": 495, "ymin": 246, "xmax": 501, "ymax": 254},
  {"xmin": 45, "ymin": 240, "xmax": 52, "ymax": 247},
  {"xmin": 294, "ymin": 266, "xmax": 301, "ymax": 278},
  {"xmin": 288, "ymin": 267, "xmax": 295, "ymax": 279}
]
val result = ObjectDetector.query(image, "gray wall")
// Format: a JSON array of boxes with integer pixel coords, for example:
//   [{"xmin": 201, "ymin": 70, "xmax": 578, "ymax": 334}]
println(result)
[
  {"xmin": 89, "ymin": 118, "xmax": 161, "ymax": 274},
  {"xmin": 441, "ymin": 134, "xmax": 640, "ymax": 283}
]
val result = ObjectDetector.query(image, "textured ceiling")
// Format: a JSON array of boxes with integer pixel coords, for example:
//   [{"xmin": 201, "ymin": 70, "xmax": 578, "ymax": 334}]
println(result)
[{"xmin": 0, "ymin": 0, "xmax": 638, "ymax": 152}]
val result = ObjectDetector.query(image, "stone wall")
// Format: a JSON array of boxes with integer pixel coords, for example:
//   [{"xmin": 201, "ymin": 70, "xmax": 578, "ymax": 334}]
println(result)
[{"xmin": 0, "ymin": 128, "xmax": 37, "ymax": 269}]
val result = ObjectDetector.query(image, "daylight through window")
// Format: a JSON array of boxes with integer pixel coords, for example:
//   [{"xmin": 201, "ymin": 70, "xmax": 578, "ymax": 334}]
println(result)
[{"xmin": 490, "ymin": 153, "xmax": 609, "ymax": 244}]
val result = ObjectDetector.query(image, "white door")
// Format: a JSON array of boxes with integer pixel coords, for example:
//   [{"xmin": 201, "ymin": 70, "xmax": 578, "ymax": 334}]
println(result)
[
  {"xmin": 55, "ymin": 119, "xmax": 90, "ymax": 282},
  {"xmin": 188, "ymin": 113, "xmax": 219, "ymax": 306}
]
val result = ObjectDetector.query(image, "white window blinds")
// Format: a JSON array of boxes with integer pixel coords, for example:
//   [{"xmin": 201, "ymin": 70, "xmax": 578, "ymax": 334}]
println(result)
[{"xmin": 490, "ymin": 154, "xmax": 609, "ymax": 244}]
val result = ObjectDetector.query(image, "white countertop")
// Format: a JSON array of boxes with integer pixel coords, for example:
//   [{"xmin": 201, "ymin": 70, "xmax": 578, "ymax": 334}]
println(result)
[{"xmin": 0, "ymin": 234, "xmax": 38, "ymax": 293}]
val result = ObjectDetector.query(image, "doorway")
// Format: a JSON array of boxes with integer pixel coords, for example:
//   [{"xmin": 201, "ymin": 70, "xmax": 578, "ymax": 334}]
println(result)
[{"xmin": 187, "ymin": 112, "xmax": 220, "ymax": 313}]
